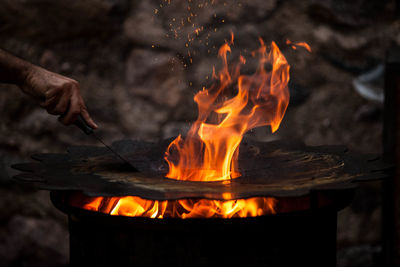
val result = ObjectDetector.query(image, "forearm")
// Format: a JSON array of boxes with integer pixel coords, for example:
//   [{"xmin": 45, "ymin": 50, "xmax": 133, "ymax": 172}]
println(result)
[{"xmin": 0, "ymin": 48, "xmax": 33, "ymax": 86}]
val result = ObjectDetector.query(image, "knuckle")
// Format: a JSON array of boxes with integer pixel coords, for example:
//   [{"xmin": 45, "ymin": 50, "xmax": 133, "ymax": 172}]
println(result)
[
  {"xmin": 61, "ymin": 82, "xmax": 72, "ymax": 92},
  {"xmin": 70, "ymin": 80, "xmax": 80, "ymax": 90},
  {"xmin": 72, "ymin": 79, "xmax": 79, "ymax": 86}
]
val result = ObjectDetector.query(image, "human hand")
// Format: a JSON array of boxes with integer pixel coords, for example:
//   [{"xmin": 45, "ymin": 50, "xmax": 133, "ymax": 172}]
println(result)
[{"xmin": 20, "ymin": 65, "xmax": 98, "ymax": 128}]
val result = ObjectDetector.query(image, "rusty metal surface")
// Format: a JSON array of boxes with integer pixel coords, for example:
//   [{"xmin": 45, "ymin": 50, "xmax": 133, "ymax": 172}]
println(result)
[{"xmin": 12, "ymin": 138, "xmax": 387, "ymax": 200}]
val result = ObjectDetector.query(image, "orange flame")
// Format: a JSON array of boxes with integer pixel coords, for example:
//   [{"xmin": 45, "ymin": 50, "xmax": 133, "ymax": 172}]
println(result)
[
  {"xmin": 73, "ymin": 35, "xmax": 296, "ymax": 219},
  {"xmin": 69, "ymin": 194, "xmax": 277, "ymax": 219},
  {"xmin": 286, "ymin": 39, "xmax": 312, "ymax": 52},
  {"xmin": 165, "ymin": 36, "xmax": 290, "ymax": 181}
]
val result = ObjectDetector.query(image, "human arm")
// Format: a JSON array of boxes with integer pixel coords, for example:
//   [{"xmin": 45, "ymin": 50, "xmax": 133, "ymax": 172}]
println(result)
[{"xmin": 0, "ymin": 48, "xmax": 97, "ymax": 128}]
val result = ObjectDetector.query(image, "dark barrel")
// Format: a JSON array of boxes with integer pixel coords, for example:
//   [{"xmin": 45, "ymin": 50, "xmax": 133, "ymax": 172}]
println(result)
[{"xmin": 51, "ymin": 189, "xmax": 354, "ymax": 267}]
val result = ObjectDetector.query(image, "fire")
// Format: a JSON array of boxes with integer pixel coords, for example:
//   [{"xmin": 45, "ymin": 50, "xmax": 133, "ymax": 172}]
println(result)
[
  {"xmin": 73, "ymin": 35, "xmax": 307, "ymax": 219},
  {"xmin": 165, "ymin": 35, "xmax": 290, "ymax": 181},
  {"xmin": 286, "ymin": 39, "xmax": 312, "ymax": 52},
  {"xmin": 69, "ymin": 194, "xmax": 277, "ymax": 219}
]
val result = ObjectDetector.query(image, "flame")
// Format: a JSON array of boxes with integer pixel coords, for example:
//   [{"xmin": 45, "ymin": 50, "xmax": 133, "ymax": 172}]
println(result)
[
  {"xmin": 165, "ymin": 36, "xmax": 290, "ymax": 181},
  {"xmin": 69, "ymin": 194, "xmax": 277, "ymax": 219},
  {"xmin": 286, "ymin": 39, "xmax": 312, "ymax": 52},
  {"xmin": 72, "ymin": 35, "xmax": 302, "ymax": 219}
]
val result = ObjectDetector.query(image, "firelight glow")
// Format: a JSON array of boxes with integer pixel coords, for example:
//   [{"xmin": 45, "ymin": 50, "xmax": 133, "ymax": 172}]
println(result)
[
  {"xmin": 73, "ymin": 35, "xmax": 310, "ymax": 219},
  {"xmin": 73, "ymin": 195, "xmax": 277, "ymax": 219},
  {"xmin": 164, "ymin": 35, "xmax": 290, "ymax": 182}
]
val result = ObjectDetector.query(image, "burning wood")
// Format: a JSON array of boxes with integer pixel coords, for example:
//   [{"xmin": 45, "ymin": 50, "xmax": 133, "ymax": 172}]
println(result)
[{"xmin": 70, "ymin": 194, "xmax": 276, "ymax": 219}]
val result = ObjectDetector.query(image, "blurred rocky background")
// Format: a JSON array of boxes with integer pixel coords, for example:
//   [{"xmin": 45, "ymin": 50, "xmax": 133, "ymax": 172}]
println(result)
[{"xmin": 0, "ymin": 0, "xmax": 399, "ymax": 266}]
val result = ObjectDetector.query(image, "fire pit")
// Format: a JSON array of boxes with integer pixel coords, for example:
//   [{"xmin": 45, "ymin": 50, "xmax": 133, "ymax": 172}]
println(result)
[
  {"xmin": 13, "ymin": 138, "xmax": 385, "ymax": 267},
  {"xmin": 12, "ymin": 36, "xmax": 388, "ymax": 266}
]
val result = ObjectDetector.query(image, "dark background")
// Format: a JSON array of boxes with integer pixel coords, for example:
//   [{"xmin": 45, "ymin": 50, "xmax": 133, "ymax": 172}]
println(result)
[{"xmin": 0, "ymin": 0, "xmax": 398, "ymax": 266}]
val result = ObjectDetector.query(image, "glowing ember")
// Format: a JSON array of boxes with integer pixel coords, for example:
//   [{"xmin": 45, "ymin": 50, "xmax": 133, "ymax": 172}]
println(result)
[
  {"xmin": 69, "ymin": 194, "xmax": 277, "ymax": 219},
  {"xmin": 165, "ymin": 35, "xmax": 290, "ymax": 181}
]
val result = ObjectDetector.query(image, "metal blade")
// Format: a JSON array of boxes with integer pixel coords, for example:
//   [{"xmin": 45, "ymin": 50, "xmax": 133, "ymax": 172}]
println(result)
[
  {"xmin": 92, "ymin": 133, "xmax": 138, "ymax": 171},
  {"xmin": 73, "ymin": 115, "xmax": 137, "ymax": 171}
]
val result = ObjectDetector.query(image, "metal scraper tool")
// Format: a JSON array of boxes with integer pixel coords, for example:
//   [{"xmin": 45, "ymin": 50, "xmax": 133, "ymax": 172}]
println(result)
[{"xmin": 74, "ymin": 115, "xmax": 138, "ymax": 171}]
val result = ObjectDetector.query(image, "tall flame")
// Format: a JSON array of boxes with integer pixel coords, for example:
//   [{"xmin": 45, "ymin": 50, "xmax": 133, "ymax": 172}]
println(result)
[
  {"xmin": 165, "ymin": 36, "xmax": 290, "ymax": 181},
  {"xmin": 72, "ymin": 35, "xmax": 300, "ymax": 219}
]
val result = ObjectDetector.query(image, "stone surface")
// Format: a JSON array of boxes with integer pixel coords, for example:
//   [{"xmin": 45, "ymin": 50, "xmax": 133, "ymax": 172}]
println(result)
[
  {"xmin": 0, "ymin": 215, "xmax": 69, "ymax": 267},
  {"xmin": 0, "ymin": 0, "xmax": 117, "ymax": 43},
  {"xmin": 125, "ymin": 49, "xmax": 186, "ymax": 107},
  {"xmin": 308, "ymin": 0, "xmax": 393, "ymax": 28},
  {"xmin": 113, "ymin": 85, "xmax": 169, "ymax": 140}
]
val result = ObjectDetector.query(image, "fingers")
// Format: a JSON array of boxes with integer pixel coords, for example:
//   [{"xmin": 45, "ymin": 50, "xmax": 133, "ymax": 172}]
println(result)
[
  {"xmin": 30, "ymin": 69, "xmax": 96, "ymax": 128},
  {"xmin": 51, "ymin": 93, "xmax": 70, "ymax": 115},
  {"xmin": 81, "ymin": 107, "xmax": 98, "ymax": 129},
  {"xmin": 40, "ymin": 87, "xmax": 70, "ymax": 115},
  {"xmin": 39, "ymin": 95, "xmax": 59, "ymax": 112},
  {"xmin": 58, "ymin": 92, "xmax": 97, "ymax": 129},
  {"xmin": 45, "ymin": 87, "xmax": 62, "ymax": 99},
  {"xmin": 59, "ymin": 92, "xmax": 81, "ymax": 125}
]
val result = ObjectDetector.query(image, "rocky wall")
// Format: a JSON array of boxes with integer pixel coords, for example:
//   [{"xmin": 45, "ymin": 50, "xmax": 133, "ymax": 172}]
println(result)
[{"xmin": 0, "ymin": 0, "xmax": 399, "ymax": 266}]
